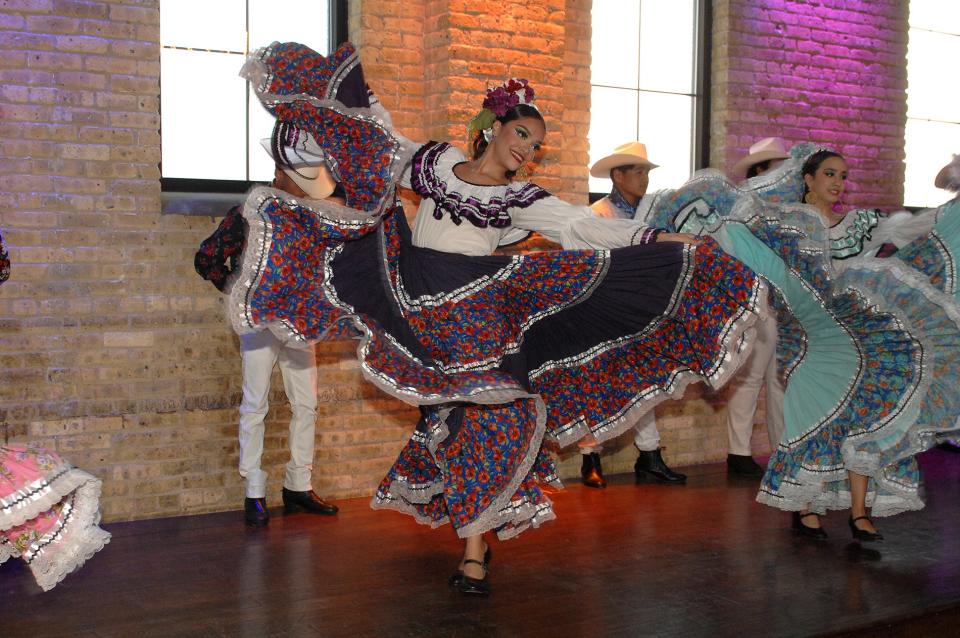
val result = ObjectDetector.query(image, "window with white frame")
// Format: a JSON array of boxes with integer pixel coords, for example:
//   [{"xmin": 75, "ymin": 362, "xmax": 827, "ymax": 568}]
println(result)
[
  {"xmin": 588, "ymin": 0, "xmax": 703, "ymax": 195},
  {"xmin": 159, "ymin": 0, "xmax": 334, "ymax": 184},
  {"xmin": 905, "ymin": 1, "xmax": 960, "ymax": 208}
]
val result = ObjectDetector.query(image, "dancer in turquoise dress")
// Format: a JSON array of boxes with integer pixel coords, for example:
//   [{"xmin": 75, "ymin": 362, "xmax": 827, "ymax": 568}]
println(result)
[
  {"xmin": 897, "ymin": 155, "xmax": 960, "ymax": 306},
  {"xmin": 638, "ymin": 144, "xmax": 960, "ymax": 542},
  {"xmin": 896, "ymin": 155, "xmax": 960, "ymax": 454}
]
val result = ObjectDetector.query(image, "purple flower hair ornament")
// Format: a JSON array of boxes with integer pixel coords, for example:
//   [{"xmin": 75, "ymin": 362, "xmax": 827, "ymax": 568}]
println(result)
[{"xmin": 467, "ymin": 78, "xmax": 537, "ymax": 141}]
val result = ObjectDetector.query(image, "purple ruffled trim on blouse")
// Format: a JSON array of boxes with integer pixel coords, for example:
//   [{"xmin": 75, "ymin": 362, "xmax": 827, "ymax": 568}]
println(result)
[{"xmin": 410, "ymin": 141, "xmax": 551, "ymax": 229}]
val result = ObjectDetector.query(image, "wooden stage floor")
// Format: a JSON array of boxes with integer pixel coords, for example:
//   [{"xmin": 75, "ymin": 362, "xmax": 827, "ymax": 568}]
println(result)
[{"xmin": 3, "ymin": 449, "xmax": 959, "ymax": 638}]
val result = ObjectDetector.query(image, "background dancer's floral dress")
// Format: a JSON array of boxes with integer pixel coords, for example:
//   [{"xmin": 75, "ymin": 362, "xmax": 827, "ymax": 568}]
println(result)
[
  {"xmin": 1, "ymin": 446, "xmax": 111, "ymax": 591},
  {"xmin": 0, "ymin": 232, "xmax": 110, "ymax": 591},
  {"xmin": 639, "ymin": 144, "xmax": 960, "ymax": 518}
]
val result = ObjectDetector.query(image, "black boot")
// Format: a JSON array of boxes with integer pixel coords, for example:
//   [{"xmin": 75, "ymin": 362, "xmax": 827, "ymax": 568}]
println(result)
[
  {"xmin": 580, "ymin": 453, "xmax": 607, "ymax": 488},
  {"xmin": 635, "ymin": 448, "xmax": 686, "ymax": 484},
  {"xmin": 244, "ymin": 497, "xmax": 269, "ymax": 527},
  {"xmin": 282, "ymin": 488, "xmax": 339, "ymax": 515},
  {"xmin": 727, "ymin": 453, "xmax": 764, "ymax": 477}
]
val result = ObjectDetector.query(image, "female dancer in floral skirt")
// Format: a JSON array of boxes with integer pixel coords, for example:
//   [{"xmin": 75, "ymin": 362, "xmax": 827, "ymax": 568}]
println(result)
[{"xmin": 228, "ymin": 42, "xmax": 765, "ymax": 594}]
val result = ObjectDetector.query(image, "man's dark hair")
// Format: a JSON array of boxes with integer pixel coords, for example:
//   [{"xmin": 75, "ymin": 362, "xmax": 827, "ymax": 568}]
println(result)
[{"xmin": 745, "ymin": 159, "xmax": 772, "ymax": 179}]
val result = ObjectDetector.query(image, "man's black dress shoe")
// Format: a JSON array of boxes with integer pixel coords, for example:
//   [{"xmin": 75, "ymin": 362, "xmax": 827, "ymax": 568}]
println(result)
[
  {"xmin": 581, "ymin": 452, "xmax": 607, "ymax": 488},
  {"xmin": 792, "ymin": 511, "xmax": 827, "ymax": 540},
  {"xmin": 281, "ymin": 488, "xmax": 339, "ymax": 515},
  {"xmin": 727, "ymin": 453, "xmax": 764, "ymax": 477},
  {"xmin": 244, "ymin": 497, "xmax": 269, "ymax": 527},
  {"xmin": 849, "ymin": 515, "xmax": 884, "ymax": 542},
  {"xmin": 635, "ymin": 448, "xmax": 686, "ymax": 484}
]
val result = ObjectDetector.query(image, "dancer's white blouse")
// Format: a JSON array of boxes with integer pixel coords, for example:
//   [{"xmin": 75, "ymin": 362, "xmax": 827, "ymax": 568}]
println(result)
[{"xmin": 397, "ymin": 142, "xmax": 655, "ymax": 256}]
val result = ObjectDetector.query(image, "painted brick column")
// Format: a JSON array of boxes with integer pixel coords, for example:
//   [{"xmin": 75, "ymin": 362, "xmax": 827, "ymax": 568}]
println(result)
[
  {"xmin": 354, "ymin": 0, "xmax": 591, "ymax": 203},
  {"xmin": 711, "ymin": 0, "xmax": 909, "ymax": 209}
]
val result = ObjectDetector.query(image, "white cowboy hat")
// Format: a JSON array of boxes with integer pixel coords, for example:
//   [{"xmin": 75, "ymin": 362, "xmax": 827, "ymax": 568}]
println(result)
[
  {"xmin": 590, "ymin": 141, "xmax": 658, "ymax": 178},
  {"xmin": 732, "ymin": 137, "xmax": 790, "ymax": 176},
  {"xmin": 260, "ymin": 124, "xmax": 337, "ymax": 200},
  {"xmin": 935, "ymin": 154, "xmax": 960, "ymax": 191}
]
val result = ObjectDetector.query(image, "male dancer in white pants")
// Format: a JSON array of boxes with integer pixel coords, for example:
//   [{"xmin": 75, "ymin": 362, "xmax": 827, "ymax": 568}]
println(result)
[
  {"xmin": 195, "ymin": 124, "xmax": 340, "ymax": 525},
  {"xmin": 724, "ymin": 138, "xmax": 792, "ymax": 476},
  {"xmin": 237, "ymin": 327, "xmax": 337, "ymax": 525},
  {"xmin": 580, "ymin": 142, "xmax": 686, "ymax": 487},
  {"xmin": 723, "ymin": 309, "xmax": 785, "ymax": 475},
  {"xmin": 579, "ymin": 140, "xmax": 785, "ymax": 487}
]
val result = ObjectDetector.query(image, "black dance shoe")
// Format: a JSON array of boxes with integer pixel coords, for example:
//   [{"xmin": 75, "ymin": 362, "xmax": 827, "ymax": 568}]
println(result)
[
  {"xmin": 849, "ymin": 516, "xmax": 884, "ymax": 542},
  {"xmin": 244, "ymin": 497, "xmax": 269, "ymax": 527},
  {"xmin": 791, "ymin": 511, "xmax": 827, "ymax": 540},
  {"xmin": 454, "ymin": 559, "xmax": 490, "ymax": 596},
  {"xmin": 281, "ymin": 488, "xmax": 339, "ymax": 515},
  {"xmin": 449, "ymin": 544, "xmax": 492, "ymax": 587},
  {"xmin": 581, "ymin": 452, "xmax": 607, "ymax": 488},
  {"xmin": 726, "ymin": 453, "xmax": 764, "ymax": 477},
  {"xmin": 635, "ymin": 448, "xmax": 687, "ymax": 484}
]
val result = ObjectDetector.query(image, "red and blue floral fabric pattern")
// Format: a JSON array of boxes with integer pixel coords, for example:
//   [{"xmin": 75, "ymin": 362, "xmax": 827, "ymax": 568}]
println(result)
[
  {"xmin": 342, "ymin": 299, "xmax": 532, "ymax": 405},
  {"xmin": 373, "ymin": 399, "xmax": 558, "ymax": 539},
  {"xmin": 379, "ymin": 215, "xmax": 608, "ymax": 370},
  {"xmin": 273, "ymin": 103, "xmax": 398, "ymax": 212},
  {"xmin": 243, "ymin": 41, "xmax": 400, "ymax": 212},
  {"xmin": 194, "ymin": 206, "xmax": 247, "ymax": 293},
  {"xmin": 531, "ymin": 240, "xmax": 757, "ymax": 444},
  {"xmin": 255, "ymin": 41, "xmax": 359, "ymax": 106},
  {"xmin": 236, "ymin": 194, "xmax": 383, "ymax": 338}
]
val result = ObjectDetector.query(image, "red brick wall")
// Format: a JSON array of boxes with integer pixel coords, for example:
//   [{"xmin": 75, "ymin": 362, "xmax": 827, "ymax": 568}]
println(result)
[
  {"xmin": 0, "ymin": 0, "xmax": 911, "ymax": 522},
  {"xmin": 711, "ymin": 0, "xmax": 909, "ymax": 210}
]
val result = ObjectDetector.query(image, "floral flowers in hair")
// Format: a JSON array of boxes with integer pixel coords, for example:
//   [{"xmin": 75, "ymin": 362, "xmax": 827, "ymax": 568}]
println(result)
[
  {"xmin": 468, "ymin": 78, "xmax": 537, "ymax": 140},
  {"xmin": 483, "ymin": 78, "xmax": 535, "ymax": 117}
]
